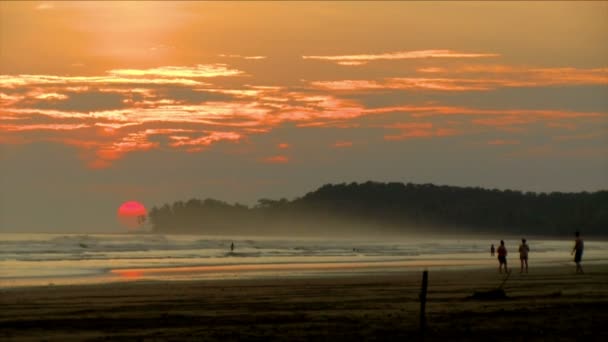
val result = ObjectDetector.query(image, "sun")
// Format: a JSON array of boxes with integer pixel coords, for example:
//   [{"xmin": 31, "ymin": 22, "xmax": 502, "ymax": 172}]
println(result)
[{"xmin": 117, "ymin": 201, "xmax": 147, "ymax": 230}]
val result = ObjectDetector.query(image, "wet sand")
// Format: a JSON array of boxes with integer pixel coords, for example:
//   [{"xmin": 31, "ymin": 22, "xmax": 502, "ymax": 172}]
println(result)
[{"xmin": 1, "ymin": 264, "xmax": 607, "ymax": 341}]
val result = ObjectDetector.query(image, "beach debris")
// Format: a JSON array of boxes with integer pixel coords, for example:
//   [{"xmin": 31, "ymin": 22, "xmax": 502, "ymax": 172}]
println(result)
[
  {"xmin": 79, "ymin": 243, "xmax": 88, "ymax": 248},
  {"xmin": 469, "ymin": 288, "xmax": 508, "ymax": 300},
  {"xmin": 468, "ymin": 269, "xmax": 511, "ymax": 300}
]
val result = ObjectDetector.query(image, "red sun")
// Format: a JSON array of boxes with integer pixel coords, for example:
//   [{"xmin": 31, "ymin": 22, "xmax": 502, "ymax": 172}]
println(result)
[{"xmin": 117, "ymin": 201, "xmax": 147, "ymax": 230}]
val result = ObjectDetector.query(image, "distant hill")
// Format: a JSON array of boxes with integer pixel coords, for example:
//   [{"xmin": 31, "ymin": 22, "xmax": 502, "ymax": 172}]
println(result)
[{"xmin": 148, "ymin": 181, "xmax": 608, "ymax": 236}]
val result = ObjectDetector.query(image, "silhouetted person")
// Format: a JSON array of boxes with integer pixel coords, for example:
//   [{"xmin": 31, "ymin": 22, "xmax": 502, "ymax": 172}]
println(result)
[
  {"xmin": 519, "ymin": 238, "xmax": 530, "ymax": 273},
  {"xmin": 490, "ymin": 244, "xmax": 495, "ymax": 256},
  {"xmin": 230, "ymin": 242, "xmax": 235, "ymax": 252},
  {"xmin": 571, "ymin": 232, "xmax": 584, "ymax": 274},
  {"xmin": 497, "ymin": 240, "xmax": 508, "ymax": 274}
]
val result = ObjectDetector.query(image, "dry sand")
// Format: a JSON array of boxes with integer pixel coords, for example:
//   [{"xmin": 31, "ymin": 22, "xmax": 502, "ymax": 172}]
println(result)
[{"xmin": 1, "ymin": 264, "xmax": 607, "ymax": 341}]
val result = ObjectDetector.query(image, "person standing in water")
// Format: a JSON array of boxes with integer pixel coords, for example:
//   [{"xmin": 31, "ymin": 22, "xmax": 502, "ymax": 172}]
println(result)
[
  {"xmin": 490, "ymin": 244, "xmax": 495, "ymax": 256},
  {"xmin": 571, "ymin": 232, "xmax": 584, "ymax": 274},
  {"xmin": 497, "ymin": 240, "xmax": 508, "ymax": 274},
  {"xmin": 519, "ymin": 238, "xmax": 530, "ymax": 273},
  {"xmin": 230, "ymin": 242, "xmax": 235, "ymax": 253}
]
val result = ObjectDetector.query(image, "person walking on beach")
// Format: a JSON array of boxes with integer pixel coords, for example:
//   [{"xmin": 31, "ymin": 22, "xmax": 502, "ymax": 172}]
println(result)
[
  {"xmin": 571, "ymin": 232, "xmax": 584, "ymax": 274},
  {"xmin": 490, "ymin": 244, "xmax": 495, "ymax": 256},
  {"xmin": 497, "ymin": 240, "xmax": 508, "ymax": 274},
  {"xmin": 519, "ymin": 238, "xmax": 530, "ymax": 273}
]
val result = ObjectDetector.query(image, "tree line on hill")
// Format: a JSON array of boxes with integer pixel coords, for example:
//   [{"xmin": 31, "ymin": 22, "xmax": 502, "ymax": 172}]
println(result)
[{"xmin": 147, "ymin": 181, "xmax": 608, "ymax": 236}]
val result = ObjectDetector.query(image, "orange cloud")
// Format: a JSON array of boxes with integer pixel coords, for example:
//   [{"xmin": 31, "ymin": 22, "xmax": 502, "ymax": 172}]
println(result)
[
  {"xmin": 108, "ymin": 64, "xmax": 243, "ymax": 78},
  {"xmin": 264, "ymin": 155, "xmax": 289, "ymax": 164},
  {"xmin": 2, "ymin": 61, "xmax": 606, "ymax": 169},
  {"xmin": 168, "ymin": 131, "xmax": 243, "ymax": 152},
  {"xmin": 0, "ymin": 92, "xmax": 23, "ymax": 104},
  {"xmin": 303, "ymin": 49, "xmax": 499, "ymax": 65},
  {"xmin": 382, "ymin": 122, "xmax": 460, "ymax": 141},
  {"xmin": 219, "ymin": 54, "xmax": 267, "ymax": 60},
  {"xmin": 0, "ymin": 123, "xmax": 90, "ymax": 131},
  {"xmin": 332, "ymin": 141, "xmax": 353, "ymax": 148},
  {"xmin": 384, "ymin": 128, "xmax": 459, "ymax": 141},
  {"xmin": 383, "ymin": 122, "xmax": 434, "ymax": 130},
  {"xmin": 487, "ymin": 139, "xmax": 520, "ymax": 145},
  {"xmin": 0, "ymin": 74, "xmax": 206, "ymax": 88},
  {"xmin": 472, "ymin": 117, "xmax": 535, "ymax": 127},
  {"xmin": 310, "ymin": 66, "xmax": 608, "ymax": 92},
  {"xmin": 33, "ymin": 92, "xmax": 69, "ymax": 100},
  {"xmin": 35, "ymin": 3, "xmax": 54, "ymax": 10},
  {"xmin": 0, "ymin": 64, "xmax": 246, "ymax": 89},
  {"xmin": 422, "ymin": 65, "xmax": 608, "ymax": 87},
  {"xmin": 336, "ymin": 61, "xmax": 369, "ymax": 66},
  {"xmin": 86, "ymin": 132, "xmax": 159, "ymax": 169},
  {"xmin": 312, "ymin": 78, "xmax": 496, "ymax": 91},
  {"xmin": 366, "ymin": 105, "xmax": 603, "ymax": 120}
]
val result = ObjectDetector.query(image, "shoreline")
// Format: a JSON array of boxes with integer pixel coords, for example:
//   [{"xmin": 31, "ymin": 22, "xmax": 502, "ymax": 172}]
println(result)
[{"xmin": 1, "ymin": 256, "xmax": 601, "ymax": 290}]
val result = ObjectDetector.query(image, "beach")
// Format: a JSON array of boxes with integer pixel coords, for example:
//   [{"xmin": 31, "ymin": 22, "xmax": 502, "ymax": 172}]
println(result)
[{"xmin": 2, "ymin": 263, "xmax": 607, "ymax": 341}]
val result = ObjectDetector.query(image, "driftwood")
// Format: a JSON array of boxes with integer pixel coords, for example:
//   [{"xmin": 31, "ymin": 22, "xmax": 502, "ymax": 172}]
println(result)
[
  {"xmin": 468, "ymin": 269, "xmax": 511, "ymax": 300},
  {"xmin": 469, "ymin": 288, "xmax": 508, "ymax": 300}
]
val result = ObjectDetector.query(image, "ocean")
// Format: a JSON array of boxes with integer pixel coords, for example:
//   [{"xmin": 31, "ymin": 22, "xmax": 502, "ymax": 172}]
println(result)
[{"xmin": 1, "ymin": 233, "xmax": 605, "ymax": 288}]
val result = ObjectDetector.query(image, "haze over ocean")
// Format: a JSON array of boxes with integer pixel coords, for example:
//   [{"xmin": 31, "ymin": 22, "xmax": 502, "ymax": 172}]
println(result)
[{"xmin": 1, "ymin": 233, "xmax": 607, "ymax": 288}]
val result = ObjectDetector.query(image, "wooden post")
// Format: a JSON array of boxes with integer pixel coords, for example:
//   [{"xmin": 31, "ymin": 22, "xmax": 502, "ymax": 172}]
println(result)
[{"xmin": 420, "ymin": 270, "xmax": 428, "ymax": 337}]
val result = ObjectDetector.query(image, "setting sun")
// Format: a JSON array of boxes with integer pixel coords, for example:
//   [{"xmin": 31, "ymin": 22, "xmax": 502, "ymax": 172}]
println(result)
[{"xmin": 117, "ymin": 201, "xmax": 146, "ymax": 230}]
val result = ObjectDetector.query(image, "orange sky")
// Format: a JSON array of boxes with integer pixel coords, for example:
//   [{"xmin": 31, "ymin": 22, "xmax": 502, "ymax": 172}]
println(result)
[{"xmin": 0, "ymin": 1, "xmax": 607, "ymax": 232}]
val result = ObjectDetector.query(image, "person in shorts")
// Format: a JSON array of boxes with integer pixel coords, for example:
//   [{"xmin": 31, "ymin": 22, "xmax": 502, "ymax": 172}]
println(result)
[
  {"xmin": 519, "ymin": 238, "xmax": 530, "ymax": 273},
  {"xmin": 571, "ymin": 232, "xmax": 584, "ymax": 274},
  {"xmin": 497, "ymin": 240, "xmax": 508, "ymax": 274}
]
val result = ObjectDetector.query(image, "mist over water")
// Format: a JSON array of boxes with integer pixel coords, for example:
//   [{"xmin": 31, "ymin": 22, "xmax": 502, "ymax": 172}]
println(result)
[{"xmin": 2, "ymin": 232, "xmax": 607, "ymax": 288}]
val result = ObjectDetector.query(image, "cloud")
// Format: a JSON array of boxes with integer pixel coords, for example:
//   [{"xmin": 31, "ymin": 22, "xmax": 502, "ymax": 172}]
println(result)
[
  {"xmin": 382, "ymin": 122, "xmax": 460, "ymax": 141},
  {"xmin": 19, "ymin": 91, "xmax": 127, "ymax": 112},
  {"xmin": 487, "ymin": 139, "xmax": 520, "ymax": 145},
  {"xmin": 86, "ymin": 132, "xmax": 159, "ymax": 169},
  {"xmin": 0, "ymin": 123, "xmax": 90, "ymax": 132},
  {"xmin": 219, "ymin": 54, "xmax": 267, "ymax": 60},
  {"xmin": 383, "ymin": 122, "xmax": 434, "ymax": 130},
  {"xmin": 0, "ymin": 74, "xmax": 205, "ymax": 88},
  {"xmin": 332, "ymin": 141, "xmax": 353, "ymax": 148},
  {"xmin": 310, "ymin": 66, "xmax": 608, "ymax": 92},
  {"xmin": 472, "ymin": 116, "xmax": 535, "ymax": 127},
  {"xmin": 168, "ymin": 131, "xmax": 243, "ymax": 152},
  {"xmin": 384, "ymin": 128, "xmax": 459, "ymax": 141},
  {"xmin": 263, "ymin": 155, "xmax": 289, "ymax": 164},
  {"xmin": 0, "ymin": 64, "xmax": 245, "ymax": 90},
  {"xmin": 303, "ymin": 49, "xmax": 499, "ymax": 65},
  {"xmin": 2, "ymin": 62, "xmax": 606, "ymax": 169},
  {"xmin": 109, "ymin": 64, "xmax": 244, "ymax": 78},
  {"xmin": 35, "ymin": 3, "xmax": 54, "ymax": 11},
  {"xmin": 34, "ymin": 93, "xmax": 68, "ymax": 100},
  {"xmin": 366, "ymin": 105, "xmax": 604, "ymax": 120},
  {"xmin": 311, "ymin": 78, "xmax": 494, "ymax": 91}
]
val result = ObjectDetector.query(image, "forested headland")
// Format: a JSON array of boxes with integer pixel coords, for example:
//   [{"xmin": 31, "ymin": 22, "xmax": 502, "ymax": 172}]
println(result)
[{"xmin": 148, "ymin": 182, "xmax": 608, "ymax": 236}]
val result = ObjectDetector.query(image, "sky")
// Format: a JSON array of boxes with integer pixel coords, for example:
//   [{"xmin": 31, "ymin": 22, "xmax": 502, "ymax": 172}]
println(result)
[{"xmin": 1, "ymin": 1, "xmax": 607, "ymax": 233}]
